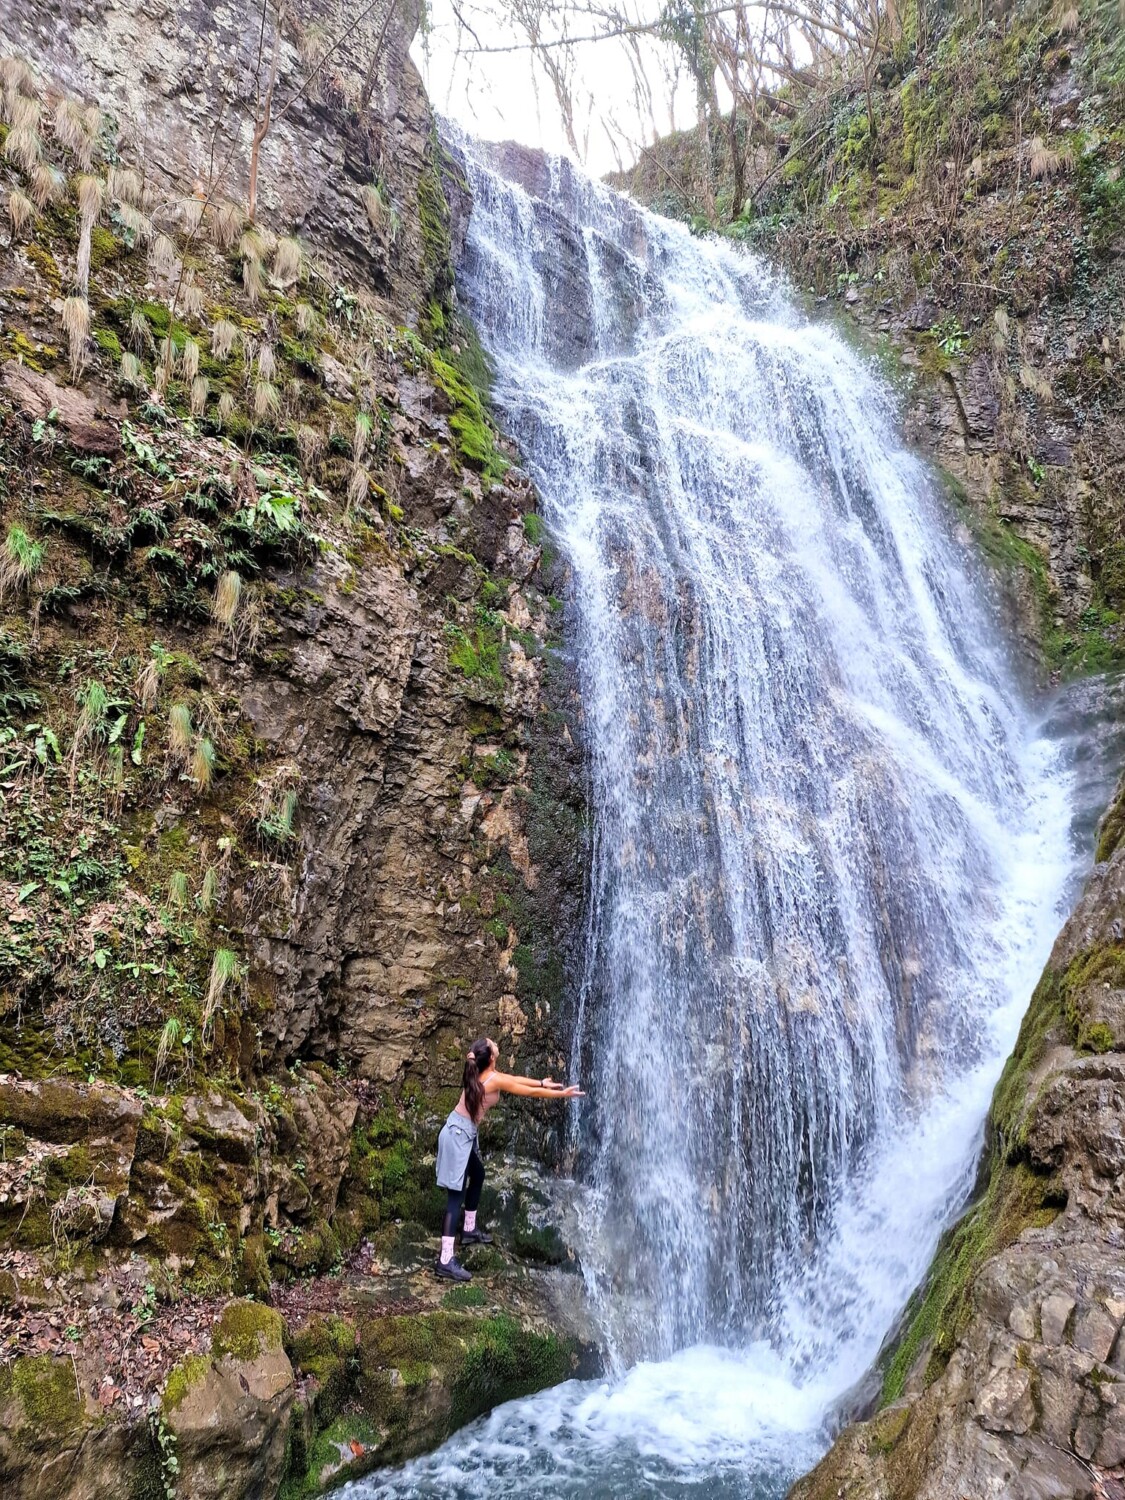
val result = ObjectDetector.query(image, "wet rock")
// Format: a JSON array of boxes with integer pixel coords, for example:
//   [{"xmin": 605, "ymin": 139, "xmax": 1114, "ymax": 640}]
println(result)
[
  {"xmin": 1041, "ymin": 1293, "xmax": 1076, "ymax": 1346},
  {"xmin": 164, "ymin": 1303, "xmax": 295, "ymax": 1500},
  {"xmin": 974, "ymin": 1367, "xmax": 1035, "ymax": 1434},
  {"xmin": 1, "ymin": 362, "xmax": 125, "ymax": 454}
]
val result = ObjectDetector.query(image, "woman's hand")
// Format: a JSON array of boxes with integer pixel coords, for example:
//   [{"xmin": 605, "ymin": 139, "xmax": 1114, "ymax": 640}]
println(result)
[{"xmin": 559, "ymin": 1085, "xmax": 584, "ymax": 1098}]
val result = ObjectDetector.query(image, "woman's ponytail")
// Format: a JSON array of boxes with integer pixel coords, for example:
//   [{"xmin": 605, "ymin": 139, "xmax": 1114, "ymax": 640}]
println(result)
[{"xmin": 462, "ymin": 1036, "xmax": 493, "ymax": 1123}]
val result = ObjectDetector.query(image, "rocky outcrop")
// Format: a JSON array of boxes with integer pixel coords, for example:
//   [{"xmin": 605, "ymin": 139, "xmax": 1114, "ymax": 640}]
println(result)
[
  {"xmin": 0, "ymin": 0, "xmax": 594, "ymax": 1491},
  {"xmin": 0, "ymin": 0, "xmax": 449, "ymax": 317},
  {"xmin": 790, "ymin": 787, "xmax": 1125, "ymax": 1499}
]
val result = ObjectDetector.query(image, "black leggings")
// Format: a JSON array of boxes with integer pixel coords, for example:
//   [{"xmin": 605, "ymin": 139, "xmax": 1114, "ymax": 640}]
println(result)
[{"xmin": 441, "ymin": 1144, "xmax": 485, "ymax": 1238}]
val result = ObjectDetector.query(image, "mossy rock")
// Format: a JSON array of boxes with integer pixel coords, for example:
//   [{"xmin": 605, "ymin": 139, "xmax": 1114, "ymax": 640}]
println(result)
[
  {"xmin": 162, "ymin": 1352, "xmax": 212, "ymax": 1413},
  {"xmin": 4, "ymin": 1355, "xmax": 83, "ymax": 1437},
  {"xmin": 352, "ymin": 1309, "xmax": 578, "ymax": 1465},
  {"xmin": 211, "ymin": 1299, "xmax": 285, "ymax": 1362}
]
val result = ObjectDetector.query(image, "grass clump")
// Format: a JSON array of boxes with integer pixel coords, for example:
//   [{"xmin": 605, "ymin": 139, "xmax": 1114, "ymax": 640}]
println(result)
[{"xmin": 0, "ymin": 525, "xmax": 45, "ymax": 600}]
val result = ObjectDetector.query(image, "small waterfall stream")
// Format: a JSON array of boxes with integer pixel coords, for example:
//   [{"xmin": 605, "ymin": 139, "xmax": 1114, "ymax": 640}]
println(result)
[{"xmin": 350, "ymin": 141, "xmax": 1094, "ymax": 1497}]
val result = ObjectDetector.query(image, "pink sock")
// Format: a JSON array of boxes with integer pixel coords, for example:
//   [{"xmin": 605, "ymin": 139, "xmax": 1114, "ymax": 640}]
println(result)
[
  {"xmin": 440, "ymin": 1236, "xmax": 455, "ymax": 1264},
  {"xmin": 463, "ymin": 1210, "xmax": 477, "ymax": 1232}
]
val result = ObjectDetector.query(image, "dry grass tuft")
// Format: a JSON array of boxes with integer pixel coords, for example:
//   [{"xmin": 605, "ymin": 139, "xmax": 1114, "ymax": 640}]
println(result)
[
  {"xmin": 216, "ymin": 391, "xmax": 237, "ymax": 426},
  {"xmin": 75, "ymin": 173, "xmax": 104, "ymax": 223},
  {"xmin": 212, "ymin": 200, "xmax": 243, "ymax": 249},
  {"xmin": 53, "ymin": 97, "xmax": 87, "ymax": 159},
  {"xmin": 1054, "ymin": 3, "xmax": 1080, "ymax": 33},
  {"xmin": 252, "ymin": 380, "xmax": 280, "ymax": 421},
  {"xmin": 30, "ymin": 163, "xmax": 63, "ymax": 209},
  {"xmin": 273, "ymin": 236, "xmax": 303, "ymax": 285},
  {"xmin": 9, "ymin": 94, "xmax": 40, "ymax": 132},
  {"xmin": 212, "ymin": 569, "xmax": 242, "ymax": 630},
  {"xmin": 364, "ymin": 182, "xmax": 388, "ymax": 231},
  {"xmin": 296, "ymin": 424, "xmax": 325, "ymax": 469},
  {"xmin": 190, "ymin": 374, "xmax": 209, "ymax": 416},
  {"xmin": 4, "ymin": 124, "xmax": 41, "ymax": 174},
  {"xmin": 120, "ymin": 350, "xmax": 145, "ymax": 388},
  {"xmin": 243, "ymin": 255, "xmax": 264, "ymax": 306},
  {"xmin": 136, "ymin": 653, "xmax": 162, "ymax": 713},
  {"xmin": 0, "ymin": 57, "xmax": 37, "ymax": 100},
  {"xmin": 239, "ymin": 227, "xmax": 267, "ymax": 263},
  {"xmin": 180, "ymin": 195, "xmax": 205, "ymax": 233},
  {"xmin": 190, "ymin": 736, "xmax": 216, "ymax": 790},
  {"xmin": 1019, "ymin": 363, "xmax": 1053, "ymax": 402},
  {"xmin": 181, "ymin": 337, "xmax": 200, "ymax": 380},
  {"xmin": 62, "ymin": 296, "xmax": 90, "ymax": 379},
  {"xmin": 348, "ymin": 464, "xmax": 369, "ymax": 509},
  {"xmin": 294, "ymin": 302, "xmax": 318, "ymax": 336},
  {"xmin": 210, "ymin": 319, "xmax": 238, "ymax": 360},
  {"xmin": 150, "ymin": 232, "xmax": 177, "ymax": 280},
  {"xmin": 167, "ymin": 703, "xmax": 193, "ymax": 760},
  {"xmin": 1028, "ymin": 136, "xmax": 1071, "ymax": 180},
  {"xmin": 8, "ymin": 188, "xmax": 33, "ymax": 236},
  {"xmin": 256, "ymin": 343, "xmax": 277, "ymax": 381},
  {"xmin": 114, "ymin": 200, "xmax": 152, "ymax": 244},
  {"xmin": 108, "ymin": 165, "xmax": 143, "ymax": 206},
  {"xmin": 202, "ymin": 947, "xmax": 241, "ymax": 1029},
  {"xmin": 129, "ymin": 308, "xmax": 154, "ymax": 352},
  {"xmin": 180, "ymin": 276, "xmax": 204, "ymax": 321}
]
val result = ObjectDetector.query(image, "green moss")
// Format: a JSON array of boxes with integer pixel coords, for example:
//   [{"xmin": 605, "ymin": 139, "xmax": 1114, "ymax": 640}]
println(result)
[
  {"xmin": 1082, "ymin": 1021, "xmax": 1115, "ymax": 1054},
  {"xmin": 89, "ymin": 225, "xmax": 120, "ymax": 271},
  {"xmin": 442, "ymin": 1284, "xmax": 487, "ymax": 1309},
  {"xmin": 430, "ymin": 354, "xmax": 508, "ymax": 484},
  {"xmin": 280, "ymin": 1413, "xmax": 380, "ymax": 1500},
  {"xmin": 26, "ymin": 242, "xmax": 62, "ymax": 292},
  {"xmin": 211, "ymin": 1299, "xmax": 285, "ymax": 1361},
  {"xmin": 450, "ymin": 1314, "xmax": 572, "ymax": 1428},
  {"xmin": 513, "ymin": 1208, "xmax": 568, "ymax": 1265},
  {"xmin": 92, "ymin": 327, "xmax": 123, "ymax": 359},
  {"xmin": 522, "ymin": 513, "xmax": 546, "ymax": 546},
  {"xmin": 10, "ymin": 1355, "xmax": 83, "ymax": 1435},
  {"xmin": 161, "ymin": 1353, "xmax": 212, "ymax": 1412},
  {"xmin": 6, "ymin": 328, "xmax": 59, "ymax": 371}
]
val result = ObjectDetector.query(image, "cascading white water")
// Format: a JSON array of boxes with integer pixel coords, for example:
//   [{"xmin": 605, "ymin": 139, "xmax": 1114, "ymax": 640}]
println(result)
[{"xmin": 347, "ymin": 141, "xmax": 1088, "ymax": 1498}]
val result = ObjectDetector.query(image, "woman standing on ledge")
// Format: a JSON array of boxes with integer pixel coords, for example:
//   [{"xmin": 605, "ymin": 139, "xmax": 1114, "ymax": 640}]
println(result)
[{"xmin": 434, "ymin": 1036, "xmax": 583, "ymax": 1282}]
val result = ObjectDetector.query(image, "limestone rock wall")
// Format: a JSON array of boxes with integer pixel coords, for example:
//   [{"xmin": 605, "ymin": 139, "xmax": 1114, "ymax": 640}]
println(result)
[{"xmin": 0, "ymin": 1, "xmax": 593, "ymax": 1490}]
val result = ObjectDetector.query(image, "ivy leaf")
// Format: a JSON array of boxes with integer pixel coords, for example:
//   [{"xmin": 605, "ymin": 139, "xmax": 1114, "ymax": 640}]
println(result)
[
  {"xmin": 92, "ymin": 949, "xmax": 108, "ymax": 970},
  {"xmin": 17, "ymin": 881, "xmax": 39, "ymax": 902}
]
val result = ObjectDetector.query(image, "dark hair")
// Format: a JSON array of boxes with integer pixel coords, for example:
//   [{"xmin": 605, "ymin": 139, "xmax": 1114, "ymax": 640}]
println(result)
[{"xmin": 463, "ymin": 1037, "xmax": 495, "ymax": 1124}]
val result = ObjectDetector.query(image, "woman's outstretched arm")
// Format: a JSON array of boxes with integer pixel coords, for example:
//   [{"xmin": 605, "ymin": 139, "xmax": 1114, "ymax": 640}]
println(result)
[{"xmin": 485, "ymin": 1070, "xmax": 583, "ymax": 1099}]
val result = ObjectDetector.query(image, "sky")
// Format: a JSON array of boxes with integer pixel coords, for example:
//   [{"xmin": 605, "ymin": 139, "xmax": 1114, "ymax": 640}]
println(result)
[{"xmin": 411, "ymin": 0, "xmax": 698, "ymax": 175}]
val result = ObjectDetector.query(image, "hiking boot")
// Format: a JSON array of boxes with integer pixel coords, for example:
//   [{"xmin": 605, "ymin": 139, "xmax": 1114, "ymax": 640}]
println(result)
[
  {"xmin": 460, "ymin": 1228, "xmax": 493, "ymax": 1246},
  {"xmin": 434, "ymin": 1256, "xmax": 472, "ymax": 1282}
]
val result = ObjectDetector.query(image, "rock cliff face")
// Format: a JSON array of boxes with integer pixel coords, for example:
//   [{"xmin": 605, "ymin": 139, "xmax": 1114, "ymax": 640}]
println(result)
[{"xmin": 0, "ymin": 1, "xmax": 593, "ymax": 1493}]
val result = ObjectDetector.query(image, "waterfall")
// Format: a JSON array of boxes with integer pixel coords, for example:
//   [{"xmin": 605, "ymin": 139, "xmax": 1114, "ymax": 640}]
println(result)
[{"xmin": 350, "ymin": 140, "xmax": 1083, "ymax": 1497}]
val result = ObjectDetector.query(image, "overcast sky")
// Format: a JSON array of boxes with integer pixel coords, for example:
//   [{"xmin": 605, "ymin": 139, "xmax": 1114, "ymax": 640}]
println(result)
[{"xmin": 412, "ymin": 1, "xmax": 696, "ymax": 175}]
